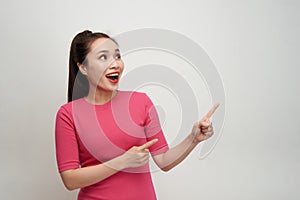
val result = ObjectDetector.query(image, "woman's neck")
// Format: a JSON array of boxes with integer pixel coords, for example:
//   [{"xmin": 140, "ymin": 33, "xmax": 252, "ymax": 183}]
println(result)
[{"xmin": 85, "ymin": 88, "xmax": 117, "ymax": 105}]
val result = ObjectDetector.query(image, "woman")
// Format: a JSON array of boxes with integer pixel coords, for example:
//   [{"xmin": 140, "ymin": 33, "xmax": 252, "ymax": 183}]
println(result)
[{"xmin": 55, "ymin": 30, "xmax": 219, "ymax": 200}]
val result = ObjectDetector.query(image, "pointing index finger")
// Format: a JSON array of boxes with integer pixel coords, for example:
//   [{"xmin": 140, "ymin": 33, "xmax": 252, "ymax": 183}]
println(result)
[
  {"xmin": 139, "ymin": 139, "xmax": 158, "ymax": 150},
  {"xmin": 205, "ymin": 103, "xmax": 220, "ymax": 118}
]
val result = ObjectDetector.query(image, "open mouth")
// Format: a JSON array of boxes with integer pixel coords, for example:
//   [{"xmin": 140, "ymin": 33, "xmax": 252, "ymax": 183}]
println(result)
[{"xmin": 105, "ymin": 72, "xmax": 119, "ymax": 83}]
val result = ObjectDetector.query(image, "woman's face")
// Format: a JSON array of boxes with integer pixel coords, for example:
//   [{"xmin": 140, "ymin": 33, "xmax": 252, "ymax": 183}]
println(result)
[{"xmin": 80, "ymin": 37, "xmax": 124, "ymax": 92}]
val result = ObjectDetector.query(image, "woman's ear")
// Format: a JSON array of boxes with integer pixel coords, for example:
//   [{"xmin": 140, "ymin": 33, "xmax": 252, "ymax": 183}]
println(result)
[{"xmin": 77, "ymin": 62, "xmax": 88, "ymax": 76}]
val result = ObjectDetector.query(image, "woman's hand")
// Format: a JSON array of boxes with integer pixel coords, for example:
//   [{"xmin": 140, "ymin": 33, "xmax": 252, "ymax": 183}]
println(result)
[
  {"xmin": 119, "ymin": 139, "xmax": 158, "ymax": 169},
  {"xmin": 191, "ymin": 103, "xmax": 220, "ymax": 144}
]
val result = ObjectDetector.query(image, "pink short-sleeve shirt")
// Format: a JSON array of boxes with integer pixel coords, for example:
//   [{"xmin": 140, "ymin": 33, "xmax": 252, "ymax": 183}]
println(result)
[{"xmin": 55, "ymin": 91, "xmax": 169, "ymax": 200}]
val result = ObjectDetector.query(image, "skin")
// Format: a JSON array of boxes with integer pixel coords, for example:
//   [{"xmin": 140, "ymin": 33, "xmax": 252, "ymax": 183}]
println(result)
[
  {"xmin": 78, "ymin": 37, "xmax": 124, "ymax": 104},
  {"xmin": 60, "ymin": 37, "xmax": 220, "ymax": 190}
]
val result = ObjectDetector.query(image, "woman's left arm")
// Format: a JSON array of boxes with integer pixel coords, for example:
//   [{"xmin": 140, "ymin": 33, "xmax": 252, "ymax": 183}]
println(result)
[{"xmin": 153, "ymin": 103, "xmax": 219, "ymax": 172}]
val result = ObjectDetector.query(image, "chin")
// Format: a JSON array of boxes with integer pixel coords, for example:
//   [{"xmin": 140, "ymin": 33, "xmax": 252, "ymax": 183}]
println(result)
[{"xmin": 97, "ymin": 85, "xmax": 118, "ymax": 92}]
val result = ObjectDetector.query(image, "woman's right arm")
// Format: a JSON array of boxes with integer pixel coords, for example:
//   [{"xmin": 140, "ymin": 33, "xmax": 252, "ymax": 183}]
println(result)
[
  {"xmin": 60, "ymin": 139, "xmax": 158, "ymax": 191},
  {"xmin": 60, "ymin": 156, "xmax": 122, "ymax": 191}
]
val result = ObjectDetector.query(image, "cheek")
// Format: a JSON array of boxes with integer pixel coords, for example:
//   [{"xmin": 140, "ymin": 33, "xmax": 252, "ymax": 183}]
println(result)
[
  {"xmin": 120, "ymin": 61, "xmax": 125, "ymax": 72},
  {"xmin": 89, "ymin": 64, "xmax": 107, "ymax": 79}
]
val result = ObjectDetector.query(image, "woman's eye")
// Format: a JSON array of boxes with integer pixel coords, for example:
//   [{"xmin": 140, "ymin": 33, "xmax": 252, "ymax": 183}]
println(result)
[
  {"xmin": 115, "ymin": 54, "xmax": 121, "ymax": 59},
  {"xmin": 99, "ymin": 54, "xmax": 107, "ymax": 60}
]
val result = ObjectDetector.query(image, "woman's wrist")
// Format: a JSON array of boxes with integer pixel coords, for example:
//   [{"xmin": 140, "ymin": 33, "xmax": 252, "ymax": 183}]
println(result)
[
  {"xmin": 104, "ymin": 155, "xmax": 127, "ymax": 172},
  {"xmin": 189, "ymin": 132, "xmax": 201, "ymax": 146}
]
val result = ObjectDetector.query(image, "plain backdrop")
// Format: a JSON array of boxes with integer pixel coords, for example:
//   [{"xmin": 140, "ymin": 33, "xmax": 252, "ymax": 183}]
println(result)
[{"xmin": 0, "ymin": 0, "xmax": 299, "ymax": 199}]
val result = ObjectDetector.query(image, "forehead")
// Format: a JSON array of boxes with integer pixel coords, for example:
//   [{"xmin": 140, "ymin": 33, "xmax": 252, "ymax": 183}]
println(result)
[{"xmin": 90, "ymin": 38, "xmax": 118, "ymax": 54}]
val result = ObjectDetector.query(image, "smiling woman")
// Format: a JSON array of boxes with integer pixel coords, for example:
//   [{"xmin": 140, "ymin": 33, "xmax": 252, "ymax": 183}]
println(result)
[
  {"xmin": 76, "ymin": 36, "xmax": 124, "ymax": 103},
  {"xmin": 55, "ymin": 30, "xmax": 218, "ymax": 200},
  {"xmin": 68, "ymin": 31, "xmax": 122, "ymax": 102}
]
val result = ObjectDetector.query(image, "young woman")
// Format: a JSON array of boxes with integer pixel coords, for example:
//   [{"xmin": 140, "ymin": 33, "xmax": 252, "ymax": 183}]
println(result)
[{"xmin": 55, "ymin": 30, "xmax": 219, "ymax": 200}]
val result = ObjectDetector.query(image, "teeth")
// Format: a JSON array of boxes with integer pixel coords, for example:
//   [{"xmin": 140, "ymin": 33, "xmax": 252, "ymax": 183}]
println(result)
[
  {"xmin": 106, "ymin": 72, "xmax": 119, "ymax": 81},
  {"xmin": 107, "ymin": 73, "xmax": 118, "ymax": 77}
]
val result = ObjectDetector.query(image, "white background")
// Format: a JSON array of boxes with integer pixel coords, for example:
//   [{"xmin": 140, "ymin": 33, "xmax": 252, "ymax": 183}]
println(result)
[{"xmin": 0, "ymin": 0, "xmax": 299, "ymax": 199}]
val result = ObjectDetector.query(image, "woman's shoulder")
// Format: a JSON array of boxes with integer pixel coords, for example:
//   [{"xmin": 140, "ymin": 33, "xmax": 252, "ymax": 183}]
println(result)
[
  {"xmin": 118, "ymin": 90, "xmax": 152, "ymax": 107},
  {"xmin": 56, "ymin": 98, "xmax": 84, "ymax": 116}
]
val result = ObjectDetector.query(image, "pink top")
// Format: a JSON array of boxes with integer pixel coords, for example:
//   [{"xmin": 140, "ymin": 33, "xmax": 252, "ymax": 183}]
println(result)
[{"xmin": 55, "ymin": 91, "xmax": 169, "ymax": 200}]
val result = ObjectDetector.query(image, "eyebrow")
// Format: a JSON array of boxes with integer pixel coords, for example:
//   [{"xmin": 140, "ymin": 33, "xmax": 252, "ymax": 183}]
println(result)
[{"xmin": 96, "ymin": 48, "xmax": 120, "ymax": 54}]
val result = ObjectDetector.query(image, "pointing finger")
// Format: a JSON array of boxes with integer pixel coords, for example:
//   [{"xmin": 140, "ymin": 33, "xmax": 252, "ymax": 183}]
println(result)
[
  {"xmin": 138, "ymin": 139, "xmax": 158, "ymax": 151},
  {"xmin": 205, "ymin": 103, "xmax": 220, "ymax": 118}
]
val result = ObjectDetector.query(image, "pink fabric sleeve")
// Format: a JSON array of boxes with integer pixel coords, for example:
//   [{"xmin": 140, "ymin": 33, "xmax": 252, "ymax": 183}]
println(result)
[
  {"xmin": 55, "ymin": 105, "xmax": 80, "ymax": 172},
  {"xmin": 143, "ymin": 93, "xmax": 169, "ymax": 156}
]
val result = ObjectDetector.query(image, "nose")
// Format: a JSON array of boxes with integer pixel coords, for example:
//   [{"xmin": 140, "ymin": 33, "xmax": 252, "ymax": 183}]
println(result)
[{"xmin": 109, "ymin": 58, "xmax": 120, "ymax": 69}]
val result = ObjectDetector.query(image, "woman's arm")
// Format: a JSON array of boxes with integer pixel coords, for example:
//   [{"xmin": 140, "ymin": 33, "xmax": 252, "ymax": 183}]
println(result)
[
  {"xmin": 60, "ymin": 139, "xmax": 158, "ymax": 190},
  {"xmin": 153, "ymin": 104, "xmax": 219, "ymax": 172},
  {"xmin": 153, "ymin": 133, "xmax": 198, "ymax": 172},
  {"xmin": 60, "ymin": 156, "xmax": 122, "ymax": 191}
]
